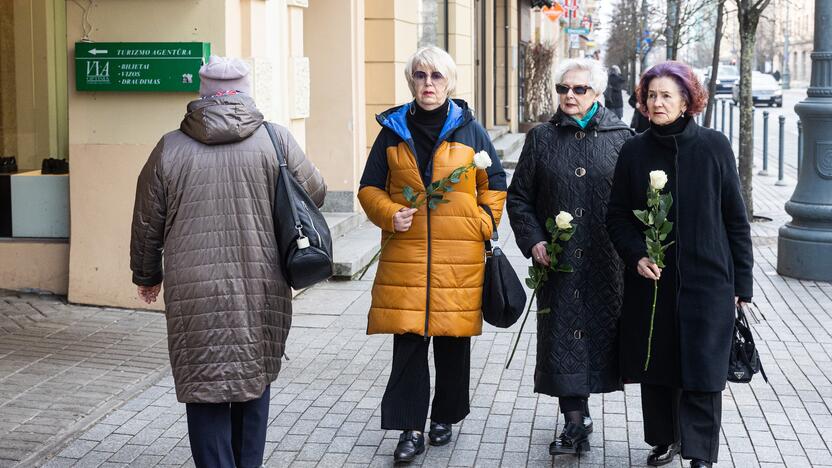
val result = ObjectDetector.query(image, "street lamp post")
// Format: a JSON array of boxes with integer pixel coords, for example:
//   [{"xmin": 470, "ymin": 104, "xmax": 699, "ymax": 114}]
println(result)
[{"xmin": 778, "ymin": 0, "xmax": 832, "ymax": 281}]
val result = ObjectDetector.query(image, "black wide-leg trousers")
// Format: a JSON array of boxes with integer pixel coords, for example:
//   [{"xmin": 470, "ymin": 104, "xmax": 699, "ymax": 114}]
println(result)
[
  {"xmin": 381, "ymin": 333, "xmax": 471, "ymax": 431},
  {"xmin": 641, "ymin": 384, "xmax": 723, "ymax": 463}
]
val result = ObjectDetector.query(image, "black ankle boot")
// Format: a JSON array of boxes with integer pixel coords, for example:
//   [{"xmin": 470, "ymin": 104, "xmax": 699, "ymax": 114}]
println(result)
[
  {"xmin": 428, "ymin": 421, "xmax": 452, "ymax": 446},
  {"xmin": 690, "ymin": 460, "xmax": 712, "ymax": 468},
  {"xmin": 393, "ymin": 430, "xmax": 425, "ymax": 463},
  {"xmin": 647, "ymin": 442, "xmax": 680, "ymax": 466},
  {"xmin": 549, "ymin": 421, "xmax": 590, "ymax": 456}
]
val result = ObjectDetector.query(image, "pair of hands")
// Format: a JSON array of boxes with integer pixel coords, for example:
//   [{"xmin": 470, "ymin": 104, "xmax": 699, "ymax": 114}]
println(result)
[
  {"xmin": 533, "ymin": 247, "xmax": 748, "ymax": 307},
  {"xmin": 137, "ymin": 284, "xmax": 161, "ymax": 304}
]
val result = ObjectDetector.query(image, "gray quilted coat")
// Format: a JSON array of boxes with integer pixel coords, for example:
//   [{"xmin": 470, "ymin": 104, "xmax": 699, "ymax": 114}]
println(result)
[
  {"xmin": 130, "ymin": 94, "xmax": 325, "ymax": 403},
  {"xmin": 507, "ymin": 106, "xmax": 632, "ymax": 397}
]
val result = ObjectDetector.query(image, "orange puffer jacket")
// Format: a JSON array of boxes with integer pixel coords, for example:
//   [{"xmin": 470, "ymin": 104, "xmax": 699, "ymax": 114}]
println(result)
[{"xmin": 358, "ymin": 99, "xmax": 507, "ymax": 337}]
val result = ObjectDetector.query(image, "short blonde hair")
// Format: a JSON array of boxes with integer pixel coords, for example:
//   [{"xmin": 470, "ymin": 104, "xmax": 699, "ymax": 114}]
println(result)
[
  {"xmin": 553, "ymin": 58, "xmax": 608, "ymax": 97},
  {"xmin": 404, "ymin": 46, "xmax": 457, "ymax": 97}
]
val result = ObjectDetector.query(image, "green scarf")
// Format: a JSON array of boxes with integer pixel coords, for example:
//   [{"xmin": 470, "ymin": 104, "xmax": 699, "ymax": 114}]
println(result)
[{"xmin": 572, "ymin": 102, "xmax": 599, "ymax": 129}]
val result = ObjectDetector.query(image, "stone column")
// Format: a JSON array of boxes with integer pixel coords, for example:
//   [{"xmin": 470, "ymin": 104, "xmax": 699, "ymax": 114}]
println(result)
[{"xmin": 777, "ymin": 0, "xmax": 832, "ymax": 281}]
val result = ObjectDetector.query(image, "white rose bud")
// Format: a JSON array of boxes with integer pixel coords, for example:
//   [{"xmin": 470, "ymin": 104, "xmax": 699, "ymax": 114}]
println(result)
[
  {"xmin": 555, "ymin": 211, "xmax": 574, "ymax": 230},
  {"xmin": 473, "ymin": 150, "xmax": 492, "ymax": 170},
  {"xmin": 649, "ymin": 170, "xmax": 668, "ymax": 191}
]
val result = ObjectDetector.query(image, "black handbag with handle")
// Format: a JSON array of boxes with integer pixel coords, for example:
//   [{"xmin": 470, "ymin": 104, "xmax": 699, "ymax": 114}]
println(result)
[
  {"xmin": 264, "ymin": 123, "xmax": 333, "ymax": 289},
  {"xmin": 727, "ymin": 304, "xmax": 768, "ymax": 384},
  {"xmin": 481, "ymin": 205, "xmax": 527, "ymax": 328}
]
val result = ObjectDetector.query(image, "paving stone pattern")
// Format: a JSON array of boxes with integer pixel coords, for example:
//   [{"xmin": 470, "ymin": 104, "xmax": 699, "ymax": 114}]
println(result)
[
  {"xmin": 0, "ymin": 295, "xmax": 169, "ymax": 467},
  {"xmin": 11, "ymin": 97, "xmax": 832, "ymax": 467}
]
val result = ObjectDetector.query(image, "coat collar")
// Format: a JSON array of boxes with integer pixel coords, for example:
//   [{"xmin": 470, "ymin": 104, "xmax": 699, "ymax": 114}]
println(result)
[
  {"xmin": 645, "ymin": 115, "xmax": 701, "ymax": 151},
  {"xmin": 376, "ymin": 98, "xmax": 473, "ymax": 143},
  {"xmin": 550, "ymin": 105, "xmax": 631, "ymax": 132}
]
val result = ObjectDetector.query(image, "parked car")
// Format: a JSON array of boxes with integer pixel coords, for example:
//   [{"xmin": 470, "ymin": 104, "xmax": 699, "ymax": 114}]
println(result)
[
  {"xmin": 705, "ymin": 64, "xmax": 740, "ymax": 95},
  {"xmin": 731, "ymin": 71, "xmax": 783, "ymax": 107}
]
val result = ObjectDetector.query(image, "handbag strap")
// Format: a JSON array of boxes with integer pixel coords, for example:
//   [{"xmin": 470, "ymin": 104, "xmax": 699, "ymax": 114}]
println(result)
[
  {"xmin": 264, "ymin": 123, "xmax": 306, "ymax": 242},
  {"xmin": 480, "ymin": 204, "xmax": 499, "ymax": 254}
]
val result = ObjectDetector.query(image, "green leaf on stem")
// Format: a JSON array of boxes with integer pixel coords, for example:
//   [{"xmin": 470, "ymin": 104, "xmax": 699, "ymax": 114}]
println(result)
[
  {"xmin": 545, "ymin": 218, "xmax": 556, "ymax": 233},
  {"xmin": 559, "ymin": 232, "xmax": 573, "ymax": 242},
  {"xmin": 558, "ymin": 264, "xmax": 574, "ymax": 273},
  {"xmin": 633, "ymin": 210, "xmax": 650, "ymax": 226},
  {"xmin": 537, "ymin": 307, "xmax": 551, "ymax": 315}
]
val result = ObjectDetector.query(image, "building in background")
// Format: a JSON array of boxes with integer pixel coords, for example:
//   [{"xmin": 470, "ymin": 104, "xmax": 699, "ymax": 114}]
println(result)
[{"xmin": 0, "ymin": 0, "xmax": 530, "ymax": 309}]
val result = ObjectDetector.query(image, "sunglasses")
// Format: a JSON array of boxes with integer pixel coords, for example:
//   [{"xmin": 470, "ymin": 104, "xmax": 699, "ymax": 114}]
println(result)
[
  {"xmin": 555, "ymin": 84, "xmax": 593, "ymax": 95},
  {"xmin": 413, "ymin": 71, "xmax": 446, "ymax": 83}
]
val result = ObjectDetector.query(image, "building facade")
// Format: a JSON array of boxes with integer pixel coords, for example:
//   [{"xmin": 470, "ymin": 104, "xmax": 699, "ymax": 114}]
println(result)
[{"xmin": 0, "ymin": 0, "xmax": 529, "ymax": 309}]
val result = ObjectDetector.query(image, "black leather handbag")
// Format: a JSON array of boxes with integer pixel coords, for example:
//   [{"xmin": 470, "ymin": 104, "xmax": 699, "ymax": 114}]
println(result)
[
  {"xmin": 481, "ymin": 206, "xmax": 527, "ymax": 328},
  {"xmin": 727, "ymin": 304, "xmax": 768, "ymax": 384},
  {"xmin": 265, "ymin": 123, "xmax": 333, "ymax": 289}
]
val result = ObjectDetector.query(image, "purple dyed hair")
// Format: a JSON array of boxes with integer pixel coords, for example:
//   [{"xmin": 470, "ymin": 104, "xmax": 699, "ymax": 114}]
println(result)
[{"xmin": 636, "ymin": 61, "xmax": 708, "ymax": 115}]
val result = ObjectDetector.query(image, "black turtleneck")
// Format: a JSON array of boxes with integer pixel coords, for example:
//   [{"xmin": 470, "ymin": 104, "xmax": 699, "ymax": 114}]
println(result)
[
  {"xmin": 651, "ymin": 115, "xmax": 690, "ymax": 136},
  {"xmin": 407, "ymin": 99, "xmax": 449, "ymax": 179}
]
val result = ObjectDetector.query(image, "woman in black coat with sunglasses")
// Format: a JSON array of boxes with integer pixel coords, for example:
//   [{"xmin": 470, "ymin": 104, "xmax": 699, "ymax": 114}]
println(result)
[{"xmin": 507, "ymin": 58, "xmax": 633, "ymax": 457}]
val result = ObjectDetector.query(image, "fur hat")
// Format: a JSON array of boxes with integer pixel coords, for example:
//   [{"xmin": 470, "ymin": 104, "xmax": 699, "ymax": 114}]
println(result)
[{"xmin": 198, "ymin": 55, "xmax": 251, "ymax": 97}]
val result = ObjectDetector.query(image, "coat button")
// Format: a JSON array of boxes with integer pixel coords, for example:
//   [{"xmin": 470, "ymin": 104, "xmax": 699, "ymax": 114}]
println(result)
[
  {"xmin": 574, "ymin": 289, "xmax": 581, "ymax": 299},
  {"xmin": 573, "ymin": 329, "xmax": 583, "ymax": 339},
  {"xmin": 575, "ymin": 207, "xmax": 585, "ymax": 217},
  {"xmin": 575, "ymin": 167, "xmax": 586, "ymax": 177},
  {"xmin": 576, "ymin": 131, "xmax": 586, "ymax": 140},
  {"xmin": 575, "ymin": 249, "xmax": 583, "ymax": 258}
]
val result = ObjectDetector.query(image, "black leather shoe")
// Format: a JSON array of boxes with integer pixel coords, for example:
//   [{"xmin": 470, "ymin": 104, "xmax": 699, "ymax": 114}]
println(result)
[
  {"xmin": 690, "ymin": 460, "xmax": 713, "ymax": 468},
  {"xmin": 549, "ymin": 421, "xmax": 590, "ymax": 456},
  {"xmin": 393, "ymin": 430, "xmax": 425, "ymax": 463},
  {"xmin": 647, "ymin": 442, "xmax": 680, "ymax": 466},
  {"xmin": 428, "ymin": 421, "xmax": 452, "ymax": 446},
  {"xmin": 583, "ymin": 415, "xmax": 593, "ymax": 434}
]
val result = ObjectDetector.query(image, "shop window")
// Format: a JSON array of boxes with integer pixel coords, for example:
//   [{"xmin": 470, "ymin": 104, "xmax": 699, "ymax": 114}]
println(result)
[
  {"xmin": 0, "ymin": 0, "xmax": 69, "ymax": 239},
  {"xmin": 417, "ymin": 0, "xmax": 448, "ymax": 50}
]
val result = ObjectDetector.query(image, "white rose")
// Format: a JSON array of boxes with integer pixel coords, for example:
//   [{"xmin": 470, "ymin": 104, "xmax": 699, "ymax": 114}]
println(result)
[
  {"xmin": 649, "ymin": 170, "xmax": 668, "ymax": 191},
  {"xmin": 473, "ymin": 150, "xmax": 492, "ymax": 170},
  {"xmin": 555, "ymin": 211, "xmax": 574, "ymax": 230}
]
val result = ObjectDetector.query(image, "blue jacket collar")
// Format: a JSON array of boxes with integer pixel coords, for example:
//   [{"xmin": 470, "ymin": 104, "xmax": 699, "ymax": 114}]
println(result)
[{"xmin": 376, "ymin": 99, "xmax": 470, "ymax": 143}]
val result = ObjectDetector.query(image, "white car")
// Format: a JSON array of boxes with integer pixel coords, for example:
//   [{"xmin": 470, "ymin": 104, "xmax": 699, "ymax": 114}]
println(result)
[{"xmin": 732, "ymin": 72, "xmax": 783, "ymax": 107}]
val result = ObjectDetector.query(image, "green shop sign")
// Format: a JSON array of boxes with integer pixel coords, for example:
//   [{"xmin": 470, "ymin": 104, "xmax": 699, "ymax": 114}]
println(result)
[{"xmin": 75, "ymin": 42, "xmax": 210, "ymax": 92}]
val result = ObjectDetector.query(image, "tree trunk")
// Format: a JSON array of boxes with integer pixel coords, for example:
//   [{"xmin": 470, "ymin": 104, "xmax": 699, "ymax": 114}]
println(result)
[
  {"xmin": 738, "ymin": 28, "xmax": 757, "ymax": 219},
  {"xmin": 704, "ymin": 0, "xmax": 724, "ymax": 128},
  {"xmin": 666, "ymin": 0, "xmax": 679, "ymax": 59}
]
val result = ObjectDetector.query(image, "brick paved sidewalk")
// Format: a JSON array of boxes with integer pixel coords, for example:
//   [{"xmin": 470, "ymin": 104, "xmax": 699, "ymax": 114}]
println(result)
[
  {"xmin": 0, "ymin": 294, "xmax": 169, "ymax": 468},
  {"xmin": 12, "ymin": 104, "xmax": 832, "ymax": 467}
]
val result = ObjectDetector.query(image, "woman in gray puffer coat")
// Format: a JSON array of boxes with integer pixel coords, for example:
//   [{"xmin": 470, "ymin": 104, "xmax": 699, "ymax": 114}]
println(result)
[{"xmin": 130, "ymin": 56, "xmax": 325, "ymax": 468}]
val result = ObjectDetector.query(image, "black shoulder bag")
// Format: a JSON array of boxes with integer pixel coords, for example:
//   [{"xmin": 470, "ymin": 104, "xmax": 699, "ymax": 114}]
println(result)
[
  {"xmin": 264, "ymin": 123, "xmax": 333, "ymax": 289},
  {"xmin": 481, "ymin": 205, "xmax": 527, "ymax": 328},
  {"xmin": 728, "ymin": 304, "xmax": 768, "ymax": 384}
]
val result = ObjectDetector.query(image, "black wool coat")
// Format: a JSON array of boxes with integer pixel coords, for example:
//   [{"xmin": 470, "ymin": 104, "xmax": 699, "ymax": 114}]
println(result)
[
  {"xmin": 507, "ymin": 106, "xmax": 633, "ymax": 397},
  {"xmin": 605, "ymin": 118, "xmax": 754, "ymax": 392}
]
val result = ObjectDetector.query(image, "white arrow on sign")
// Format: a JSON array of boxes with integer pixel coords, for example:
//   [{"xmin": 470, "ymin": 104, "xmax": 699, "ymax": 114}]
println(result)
[{"xmin": 89, "ymin": 48, "xmax": 108, "ymax": 56}]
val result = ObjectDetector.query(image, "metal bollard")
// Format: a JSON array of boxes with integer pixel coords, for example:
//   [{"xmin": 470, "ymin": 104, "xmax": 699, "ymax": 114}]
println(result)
[
  {"xmin": 721, "ymin": 100, "xmax": 726, "ymax": 134},
  {"xmin": 729, "ymin": 103, "xmax": 735, "ymax": 144},
  {"xmin": 759, "ymin": 111, "xmax": 770, "ymax": 176},
  {"xmin": 776, "ymin": 115, "xmax": 788, "ymax": 186},
  {"xmin": 798, "ymin": 120, "xmax": 804, "ymax": 175}
]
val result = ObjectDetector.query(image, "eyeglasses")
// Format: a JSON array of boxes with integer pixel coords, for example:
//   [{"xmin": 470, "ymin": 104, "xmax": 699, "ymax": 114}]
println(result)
[
  {"xmin": 413, "ymin": 71, "xmax": 446, "ymax": 83},
  {"xmin": 555, "ymin": 84, "xmax": 593, "ymax": 95}
]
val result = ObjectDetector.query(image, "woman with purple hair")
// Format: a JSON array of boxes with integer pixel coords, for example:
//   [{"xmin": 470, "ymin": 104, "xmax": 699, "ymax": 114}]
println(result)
[{"xmin": 605, "ymin": 61, "xmax": 753, "ymax": 468}]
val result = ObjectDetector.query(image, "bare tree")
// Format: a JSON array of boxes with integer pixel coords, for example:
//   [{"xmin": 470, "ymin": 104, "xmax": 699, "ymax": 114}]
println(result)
[
  {"xmin": 703, "ymin": 0, "xmax": 725, "ymax": 127},
  {"xmin": 735, "ymin": 0, "xmax": 773, "ymax": 218}
]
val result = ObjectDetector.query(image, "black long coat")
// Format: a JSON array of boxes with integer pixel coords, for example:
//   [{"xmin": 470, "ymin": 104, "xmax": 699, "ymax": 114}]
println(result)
[
  {"xmin": 507, "ymin": 106, "xmax": 633, "ymax": 397},
  {"xmin": 605, "ymin": 118, "xmax": 754, "ymax": 392}
]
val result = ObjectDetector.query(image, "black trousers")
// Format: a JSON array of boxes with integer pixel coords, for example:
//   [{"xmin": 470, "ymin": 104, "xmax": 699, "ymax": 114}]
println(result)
[
  {"xmin": 185, "ymin": 386, "xmax": 270, "ymax": 468},
  {"xmin": 381, "ymin": 333, "xmax": 471, "ymax": 431},
  {"xmin": 641, "ymin": 384, "xmax": 722, "ymax": 463},
  {"xmin": 558, "ymin": 396, "xmax": 590, "ymax": 415}
]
